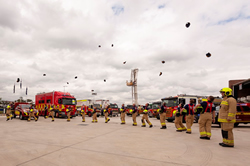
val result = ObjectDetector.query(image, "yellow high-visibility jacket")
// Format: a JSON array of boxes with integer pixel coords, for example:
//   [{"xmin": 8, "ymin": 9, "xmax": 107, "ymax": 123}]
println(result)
[{"xmin": 218, "ymin": 96, "xmax": 237, "ymax": 123}]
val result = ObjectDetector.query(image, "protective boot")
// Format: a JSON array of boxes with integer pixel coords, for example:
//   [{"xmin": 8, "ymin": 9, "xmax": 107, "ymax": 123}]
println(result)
[
  {"xmin": 35, "ymin": 118, "xmax": 38, "ymax": 122},
  {"xmin": 160, "ymin": 126, "xmax": 166, "ymax": 129},
  {"xmin": 6, "ymin": 118, "xmax": 10, "ymax": 121},
  {"xmin": 10, "ymin": 115, "xmax": 13, "ymax": 120},
  {"xmin": 141, "ymin": 125, "xmax": 146, "ymax": 127},
  {"xmin": 67, "ymin": 119, "xmax": 70, "ymax": 122},
  {"xmin": 82, "ymin": 119, "xmax": 85, "ymax": 122},
  {"xmin": 52, "ymin": 118, "xmax": 54, "ymax": 122},
  {"xmin": 149, "ymin": 125, "xmax": 153, "ymax": 128},
  {"xmin": 27, "ymin": 118, "xmax": 31, "ymax": 122}
]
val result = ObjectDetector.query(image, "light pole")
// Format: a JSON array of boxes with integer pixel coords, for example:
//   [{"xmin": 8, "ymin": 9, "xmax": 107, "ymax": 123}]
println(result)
[{"xmin": 63, "ymin": 86, "xmax": 67, "ymax": 94}]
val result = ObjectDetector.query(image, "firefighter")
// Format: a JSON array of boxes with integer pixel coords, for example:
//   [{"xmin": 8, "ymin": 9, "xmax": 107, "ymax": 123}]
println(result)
[
  {"xmin": 44, "ymin": 104, "xmax": 48, "ymax": 119},
  {"xmin": 218, "ymin": 88, "xmax": 237, "ymax": 148},
  {"xmin": 174, "ymin": 103, "xmax": 186, "ymax": 132},
  {"xmin": 66, "ymin": 106, "xmax": 72, "ymax": 122},
  {"xmin": 194, "ymin": 96, "xmax": 215, "ymax": 140},
  {"xmin": 131, "ymin": 104, "xmax": 137, "ymax": 126},
  {"xmin": 141, "ymin": 103, "xmax": 153, "ymax": 128},
  {"xmin": 48, "ymin": 104, "xmax": 55, "ymax": 122},
  {"xmin": 92, "ymin": 106, "xmax": 98, "ymax": 123},
  {"xmin": 159, "ymin": 102, "xmax": 167, "ymax": 129},
  {"xmin": 81, "ymin": 104, "xmax": 86, "ymax": 122},
  {"xmin": 28, "ymin": 104, "xmax": 38, "ymax": 122},
  {"xmin": 120, "ymin": 104, "xmax": 126, "ymax": 124},
  {"xmin": 181, "ymin": 99, "xmax": 195, "ymax": 134},
  {"xmin": 6, "ymin": 102, "xmax": 13, "ymax": 121},
  {"xmin": 104, "ymin": 105, "xmax": 110, "ymax": 123}
]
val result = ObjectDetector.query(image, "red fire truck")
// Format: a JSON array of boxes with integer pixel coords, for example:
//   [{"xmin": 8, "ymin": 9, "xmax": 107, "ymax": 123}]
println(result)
[
  {"xmin": 35, "ymin": 91, "xmax": 77, "ymax": 118},
  {"xmin": 161, "ymin": 94, "xmax": 222, "ymax": 122}
]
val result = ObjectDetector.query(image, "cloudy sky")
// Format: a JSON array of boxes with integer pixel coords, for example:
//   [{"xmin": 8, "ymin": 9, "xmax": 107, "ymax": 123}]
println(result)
[{"xmin": 0, "ymin": 0, "xmax": 250, "ymax": 105}]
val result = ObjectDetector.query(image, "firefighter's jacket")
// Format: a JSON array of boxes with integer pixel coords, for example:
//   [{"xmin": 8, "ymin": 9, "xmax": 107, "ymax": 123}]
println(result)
[{"xmin": 218, "ymin": 96, "xmax": 237, "ymax": 123}]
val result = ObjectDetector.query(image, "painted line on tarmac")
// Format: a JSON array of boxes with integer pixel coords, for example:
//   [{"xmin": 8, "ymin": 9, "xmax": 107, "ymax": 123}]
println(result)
[{"xmin": 16, "ymin": 127, "xmax": 124, "ymax": 166}]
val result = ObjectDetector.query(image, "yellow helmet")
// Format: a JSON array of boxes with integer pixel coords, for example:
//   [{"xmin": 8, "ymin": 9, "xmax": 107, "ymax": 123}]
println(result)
[{"xmin": 219, "ymin": 87, "xmax": 232, "ymax": 96}]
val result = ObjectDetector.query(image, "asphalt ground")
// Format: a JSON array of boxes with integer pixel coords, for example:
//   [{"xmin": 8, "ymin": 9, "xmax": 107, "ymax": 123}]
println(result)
[{"xmin": 0, "ymin": 115, "xmax": 249, "ymax": 166}]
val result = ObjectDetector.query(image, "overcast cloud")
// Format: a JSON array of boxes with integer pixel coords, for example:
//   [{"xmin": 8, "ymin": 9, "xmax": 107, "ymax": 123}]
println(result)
[{"xmin": 0, "ymin": 0, "xmax": 250, "ymax": 105}]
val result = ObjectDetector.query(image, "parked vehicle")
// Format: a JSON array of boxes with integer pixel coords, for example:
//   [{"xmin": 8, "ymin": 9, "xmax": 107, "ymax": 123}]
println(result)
[
  {"xmin": 108, "ymin": 103, "xmax": 119, "ymax": 117},
  {"xmin": 14, "ymin": 103, "xmax": 39, "ymax": 120},
  {"xmin": 125, "ymin": 105, "xmax": 134, "ymax": 116},
  {"xmin": 212, "ymin": 103, "xmax": 250, "ymax": 127},
  {"xmin": 35, "ymin": 91, "xmax": 76, "ymax": 118},
  {"xmin": 161, "ymin": 94, "xmax": 222, "ymax": 122}
]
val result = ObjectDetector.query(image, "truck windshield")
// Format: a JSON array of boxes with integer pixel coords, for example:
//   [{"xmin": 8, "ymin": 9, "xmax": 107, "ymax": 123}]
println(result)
[
  {"xmin": 110, "ymin": 104, "xmax": 118, "ymax": 108},
  {"xmin": 62, "ymin": 98, "xmax": 76, "ymax": 105},
  {"xmin": 152, "ymin": 103, "xmax": 161, "ymax": 109},
  {"xmin": 20, "ymin": 104, "xmax": 30, "ymax": 109},
  {"xmin": 161, "ymin": 98, "xmax": 178, "ymax": 107},
  {"xmin": 126, "ymin": 105, "xmax": 133, "ymax": 108}
]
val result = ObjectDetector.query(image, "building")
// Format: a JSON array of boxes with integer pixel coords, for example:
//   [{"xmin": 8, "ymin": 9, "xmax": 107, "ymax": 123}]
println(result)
[{"xmin": 229, "ymin": 78, "xmax": 250, "ymax": 102}]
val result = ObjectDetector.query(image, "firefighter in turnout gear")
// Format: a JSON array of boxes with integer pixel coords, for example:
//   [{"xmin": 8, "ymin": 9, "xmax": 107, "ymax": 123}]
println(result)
[
  {"xmin": 174, "ymin": 103, "xmax": 186, "ymax": 132},
  {"xmin": 92, "ymin": 106, "xmax": 98, "ymax": 123},
  {"xmin": 44, "ymin": 104, "xmax": 48, "ymax": 119},
  {"xmin": 141, "ymin": 103, "xmax": 153, "ymax": 128},
  {"xmin": 81, "ymin": 105, "xmax": 86, "ymax": 122},
  {"xmin": 28, "ymin": 104, "xmax": 38, "ymax": 122},
  {"xmin": 48, "ymin": 104, "xmax": 55, "ymax": 122},
  {"xmin": 104, "ymin": 105, "xmax": 110, "ymax": 123},
  {"xmin": 218, "ymin": 88, "xmax": 237, "ymax": 148},
  {"xmin": 131, "ymin": 104, "xmax": 137, "ymax": 126},
  {"xmin": 66, "ymin": 106, "xmax": 72, "ymax": 122},
  {"xmin": 120, "ymin": 104, "xmax": 126, "ymax": 124},
  {"xmin": 6, "ymin": 102, "xmax": 13, "ymax": 121},
  {"xmin": 194, "ymin": 96, "xmax": 215, "ymax": 140},
  {"xmin": 159, "ymin": 103, "xmax": 167, "ymax": 129},
  {"xmin": 181, "ymin": 99, "xmax": 195, "ymax": 134}
]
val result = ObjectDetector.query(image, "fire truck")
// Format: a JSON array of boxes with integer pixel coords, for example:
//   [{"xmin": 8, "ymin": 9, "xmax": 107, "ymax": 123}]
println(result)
[
  {"xmin": 35, "ymin": 91, "xmax": 77, "ymax": 118},
  {"xmin": 161, "ymin": 94, "xmax": 222, "ymax": 122}
]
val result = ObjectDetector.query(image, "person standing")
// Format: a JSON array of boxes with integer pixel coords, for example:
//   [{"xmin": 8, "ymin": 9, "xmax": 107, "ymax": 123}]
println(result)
[
  {"xmin": 194, "ymin": 96, "xmax": 215, "ymax": 140},
  {"xmin": 159, "ymin": 103, "xmax": 167, "ymax": 129},
  {"xmin": 28, "ymin": 104, "xmax": 38, "ymax": 122},
  {"xmin": 131, "ymin": 104, "xmax": 137, "ymax": 126},
  {"xmin": 81, "ymin": 104, "xmax": 86, "ymax": 122},
  {"xmin": 104, "ymin": 105, "xmax": 110, "ymax": 123},
  {"xmin": 174, "ymin": 103, "xmax": 186, "ymax": 132},
  {"xmin": 92, "ymin": 106, "xmax": 98, "ymax": 123},
  {"xmin": 141, "ymin": 103, "xmax": 153, "ymax": 128},
  {"xmin": 6, "ymin": 102, "xmax": 13, "ymax": 121},
  {"xmin": 48, "ymin": 104, "xmax": 55, "ymax": 122},
  {"xmin": 218, "ymin": 88, "xmax": 237, "ymax": 148},
  {"xmin": 66, "ymin": 106, "xmax": 72, "ymax": 122},
  {"xmin": 44, "ymin": 104, "xmax": 48, "ymax": 119},
  {"xmin": 181, "ymin": 99, "xmax": 195, "ymax": 134},
  {"xmin": 120, "ymin": 104, "xmax": 126, "ymax": 124}
]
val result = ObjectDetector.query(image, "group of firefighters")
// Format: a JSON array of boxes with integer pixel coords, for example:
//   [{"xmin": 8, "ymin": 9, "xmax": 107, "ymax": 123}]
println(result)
[{"xmin": 5, "ymin": 87, "xmax": 236, "ymax": 148}]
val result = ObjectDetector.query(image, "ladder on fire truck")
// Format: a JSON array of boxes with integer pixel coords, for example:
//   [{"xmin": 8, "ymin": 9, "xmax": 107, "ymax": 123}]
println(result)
[{"xmin": 126, "ymin": 68, "xmax": 139, "ymax": 106}]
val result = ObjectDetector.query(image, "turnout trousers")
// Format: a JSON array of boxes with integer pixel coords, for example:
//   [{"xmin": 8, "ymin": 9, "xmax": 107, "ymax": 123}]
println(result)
[
  {"xmin": 67, "ymin": 111, "xmax": 71, "ymax": 121},
  {"xmin": 49, "ymin": 111, "xmax": 55, "ymax": 120},
  {"xmin": 28, "ymin": 112, "xmax": 37, "ymax": 121},
  {"xmin": 198, "ymin": 112, "xmax": 212, "ymax": 138},
  {"xmin": 175, "ymin": 116, "xmax": 186, "ymax": 131},
  {"xmin": 132, "ymin": 112, "xmax": 137, "ymax": 125},
  {"xmin": 221, "ymin": 122, "xmax": 234, "ymax": 146},
  {"xmin": 120, "ymin": 112, "xmax": 125, "ymax": 124},
  {"xmin": 92, "ymin": 113, "xmax": 97, "ymax": 122},
  {"xmin": 105, "ymin": 112, "xmax": 110, "ymax": 123},
  {"xmin": 6, "ymin": 109, "xmax": 12, "ymax": 119},
  {"xmin": 160, "ymin": 113, "xmax": 166, "ymax": 127},
  {"xmin": 186, "ymin": 114, "xmax": 194, "ymax": 133},
  {"xmin": 81, "ymin": 112, "xmax": 85, "ymax": 122},
  {"xmin": 141, "ymin": 114, "xmax": 152, "ymax": 126}
]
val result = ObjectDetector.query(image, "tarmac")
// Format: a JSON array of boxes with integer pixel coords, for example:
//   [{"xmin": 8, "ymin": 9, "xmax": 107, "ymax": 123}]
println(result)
[{"xmin": 0, "ymin": 115, "xmax": 249, "ymax": 166}]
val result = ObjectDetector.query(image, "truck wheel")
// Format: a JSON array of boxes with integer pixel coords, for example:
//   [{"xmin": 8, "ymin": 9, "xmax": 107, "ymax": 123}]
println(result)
[
  {"xmin": 234, "ymin": 123, "xmax": 239, "ymax": 127},
  {"xmin": 88, "ymin": 112, "xmax": 92, "ymax": 117},
  {"xmin": 167, "ymin": 119, "xmax": 173, "ymax": 122},
  {"xmin": 19, "ymin": 114, "xmax": 23, "ymax": 120},
  {"xmin": 97, "ymin": 114, "xmax": 100, "ymax": 117}
]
